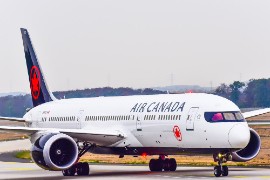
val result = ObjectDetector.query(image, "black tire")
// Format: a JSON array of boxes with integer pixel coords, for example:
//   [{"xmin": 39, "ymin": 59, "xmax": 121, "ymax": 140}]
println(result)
[
  {"xmin": 155, "ymin": 159, "xmax": 163, "ymax": 172},
  {"xmin": 76, "ymin": 163, "xmax": 83, "ymax": 176},
  {"xmin": 149, "ymin": 159, "xmax": 156, "ymax": 171},
  {"xmin": 77, "ymin": 162, "xmax": 89, "ymax": 176},
  {"xmin": 62, "ymin": 166, "xmax": 76, "ymax": 176},
  {"xmin": 169, "ymin": 158, "xmax": 177, "ymax": 171},
  {"xmin": 82, "ymin": 162, "xmax": 90, "ymax": 175},
  {"xmin": 163, "ymin": 158, "xmax": 170, "ymax": 171},
  {"xmin": 222, "ymin": 165, "xmax": 228, "ymax": 176},
  {"xmin": 214, "ymin": 166, "xmax": 222, "ymax": 177}
]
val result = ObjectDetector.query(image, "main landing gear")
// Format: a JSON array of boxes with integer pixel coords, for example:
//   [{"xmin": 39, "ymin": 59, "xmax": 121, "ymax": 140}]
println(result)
[
  {"xmin": 62, "ymin": 142, "xmax": 93, "ymax": 176},
  {"xmin": 149, "ymin": 155, "xmax": 177, "ymax": 172},
  {"xmin": 213, "ymin": 153, "xmax": 231, "ymax": 177},
  {"xmin": 62, "ymin": 162, "xmax": 89, "ymax": 176}
]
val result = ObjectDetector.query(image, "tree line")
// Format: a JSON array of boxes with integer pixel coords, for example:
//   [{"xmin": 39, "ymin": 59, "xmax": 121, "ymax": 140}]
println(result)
[
  {"xmin": 0, "ymin": 87, "xmax": 165, "ymax": 117},
  {"xmin": 1, "ymin": 79, "xmax": 270, "ymax": 118},
  {"xmin": 214, "ymin": 78, "xmax": 270, "ymax": 108}
]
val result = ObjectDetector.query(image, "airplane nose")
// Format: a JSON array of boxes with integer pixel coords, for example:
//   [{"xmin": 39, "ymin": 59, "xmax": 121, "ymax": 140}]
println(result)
[{"xmin": 228, "ymin": 124, "xmax": 250, "ymax": 148}]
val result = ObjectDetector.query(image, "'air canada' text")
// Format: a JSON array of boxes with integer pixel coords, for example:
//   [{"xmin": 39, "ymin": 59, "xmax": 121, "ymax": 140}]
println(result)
[{"xmin": 130, "ymin": 102, "xmax": 186, "ymax": 113}]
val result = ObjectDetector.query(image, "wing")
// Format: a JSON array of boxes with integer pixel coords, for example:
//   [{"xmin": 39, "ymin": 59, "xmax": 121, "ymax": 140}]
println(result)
[
  {"xmin": 243, "ymin": 108, "xmax": 270, "ymax": 119},
  {"xmin": 247, "ymin": 121, "xmax": 270, "ymax": 125},
  {"xmin": 0, "ymin": 117, "xmax": 25, "ymax": 122},
  {"xmin": 0, "ymin": 126, "xmax": 125, "ymax": 146},
  {"xmin": 243, "ymin": 108, "xmax": 270, "ymax": 126}
]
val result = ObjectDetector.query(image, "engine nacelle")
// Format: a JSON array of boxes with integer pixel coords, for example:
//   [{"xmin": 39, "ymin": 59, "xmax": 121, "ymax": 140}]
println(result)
[
  {"xmin": 31, "ymin": 133, "xmax": 78, "ymax": 170},
  {"xmin": 232, "ymin": 128, "xmax": 261, "ymax": 162}
]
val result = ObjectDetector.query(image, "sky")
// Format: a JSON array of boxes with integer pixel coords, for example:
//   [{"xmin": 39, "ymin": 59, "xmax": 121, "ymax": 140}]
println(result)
[{"xmin": 0, "ymin": 0, "xmax": 270, "ymax": 93}]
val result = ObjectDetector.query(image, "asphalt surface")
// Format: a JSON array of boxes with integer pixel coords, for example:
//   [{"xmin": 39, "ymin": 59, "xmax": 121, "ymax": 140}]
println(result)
[
  {"xmin": 0, "ymin": 140, "xmax": 270, "ymax": 179},
  {"xmin": 0, "ymin": 162, "xmax": 270, "ymax": 180},
  {"xmin": 0, "ymin": 139, "xmax": 30, "ymax": 153}
]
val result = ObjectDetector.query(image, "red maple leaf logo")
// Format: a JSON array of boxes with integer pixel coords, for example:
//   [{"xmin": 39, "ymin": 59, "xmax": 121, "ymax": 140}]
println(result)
[
  {"xmin": 173, "ymin": 126, "xmax": 182, "ymax": 141},
  {"xmin": 31, "ymin": 71, "xmax": 39, "ymax": 92},
  {"xmin": 30, "ymin": 66, "xmax": 40, "ymax": 100}
]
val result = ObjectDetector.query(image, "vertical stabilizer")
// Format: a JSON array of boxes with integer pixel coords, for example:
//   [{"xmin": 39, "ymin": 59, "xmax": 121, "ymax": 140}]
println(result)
[{"xmin": 20, "ymin": 28, "xmax": 56, "ymax": 107}]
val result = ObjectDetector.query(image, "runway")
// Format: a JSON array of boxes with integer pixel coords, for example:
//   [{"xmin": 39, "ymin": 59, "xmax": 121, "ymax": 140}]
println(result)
[
  {"xmin": 0, "ymin": 140, "xmax": 269, "ymax": 179},
  {"xmin": 0, "ymin": 162, "xmax": 269, "ymax": 180}
]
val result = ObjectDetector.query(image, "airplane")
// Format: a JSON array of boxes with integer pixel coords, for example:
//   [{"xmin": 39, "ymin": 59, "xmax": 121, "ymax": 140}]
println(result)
[{"xmin": 0, "ymin": 28, "xmax": 269, "ymax": 177}]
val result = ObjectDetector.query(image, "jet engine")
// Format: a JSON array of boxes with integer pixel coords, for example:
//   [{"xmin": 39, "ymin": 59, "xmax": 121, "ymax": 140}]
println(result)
[
  {"xmin": 232, "ymin": 128, "xmax": 261, "ymax": 162},
  {"xmin": 31, "ymin": 133, "xmax": 78, "ymax": 170}
]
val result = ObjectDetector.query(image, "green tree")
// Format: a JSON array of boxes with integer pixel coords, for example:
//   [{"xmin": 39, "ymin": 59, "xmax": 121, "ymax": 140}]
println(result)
[
  {"xmin": 229, "ymin": 81, "xmax": 245, "ymax": 105},
  {"xmin": 214, "ymin": 83, "xmax": 231, "ymax": 99},
  {"xmin": 244, "ymin": 79, "xmax": 270, "ymax": 107}
]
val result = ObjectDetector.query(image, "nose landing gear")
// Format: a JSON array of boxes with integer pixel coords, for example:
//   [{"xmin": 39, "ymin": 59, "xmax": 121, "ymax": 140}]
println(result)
[{"xmin": 213, "ymin": 153, "xmax": 231, "ymax": 177}]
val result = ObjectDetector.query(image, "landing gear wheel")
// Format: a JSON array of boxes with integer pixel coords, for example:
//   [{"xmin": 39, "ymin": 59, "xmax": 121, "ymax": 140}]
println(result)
[
  {"xmin": 149, "ymin": 159, "xmax": 155, "ymax": 171},
  {"xmin": 169, "ymin": 158, "xmax": 177, "ymax": 171},
  {"xmin": 149, "ymin": 157, "xmax": 177, "ymax": 172},
  {"xmin": 82, "ymin": 162, "xmax": 90, "ymax": 175},
  {"xmin": 149, "ymin": 159, "xmax": 163, "ymax": 171},
  {"xmin": 62, "ymin": 166, "xmax": 76, "ymax": 176},
  {"xmin": 155, "ymin": 159, "xmax": 163, "ymax": 171},
  {"xmin": 163, "ymin": 158, "xmax": 170, "ymax": 171},
  {"xmin": 214, "ymin": 166, "xmax": 222, "ymax": 177},
  {"xmin": 77, "ymin": 162, "xmax": 90, "ymax": 176},
  {"xmin": 222, "ymin": 165, "xmax": 228, "ymax": 176}
]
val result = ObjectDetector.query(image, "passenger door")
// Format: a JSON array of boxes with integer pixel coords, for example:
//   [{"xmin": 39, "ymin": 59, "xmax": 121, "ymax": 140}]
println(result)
[{"xmin": 186, "ymin": 107, "xmax": 199, "ymax": 131}]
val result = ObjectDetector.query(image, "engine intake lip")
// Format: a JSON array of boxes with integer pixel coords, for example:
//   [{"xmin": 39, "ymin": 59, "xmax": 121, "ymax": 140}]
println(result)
[
  {"xmin": 43, "ymin": 134, "xmax": 78, "ymax": 170},
  {"xmin": 232, "ymin": 128, "xmax": 261, "ymax": 162}
]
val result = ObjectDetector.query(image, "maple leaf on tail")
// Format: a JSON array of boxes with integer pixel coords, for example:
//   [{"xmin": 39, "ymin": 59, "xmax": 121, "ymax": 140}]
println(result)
[{"xmin": 31, "ymin": 71, "xmax": 39, "ymax": 92}]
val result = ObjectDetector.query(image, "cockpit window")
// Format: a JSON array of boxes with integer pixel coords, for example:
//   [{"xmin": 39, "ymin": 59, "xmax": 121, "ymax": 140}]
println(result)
[
  {"xmin": 204, "ymin": 111, "xmax": 245, "ymax": 123},
  {"xmin": 235, "ymin": 112, "xmax": 244, "ymax": 120},
  {"xmin": 212, "ymin": 113, "xmax": 224, "ymax": 121},
  {"xmin": 223, "ymin": 113, "xmax": 236, "ymax": 120}
]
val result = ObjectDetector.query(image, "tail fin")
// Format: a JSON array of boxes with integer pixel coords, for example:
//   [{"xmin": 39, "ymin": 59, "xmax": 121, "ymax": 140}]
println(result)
[{"xmin": 20, "ymin": 28, "xmax": 56, "ymax": 107}]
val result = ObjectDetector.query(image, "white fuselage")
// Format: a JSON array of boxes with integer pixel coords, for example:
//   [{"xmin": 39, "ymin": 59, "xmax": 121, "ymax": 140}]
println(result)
[{"xmin": 24, "ymin": 93, "xmax": 250, "ymax": 155}]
